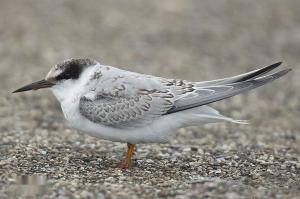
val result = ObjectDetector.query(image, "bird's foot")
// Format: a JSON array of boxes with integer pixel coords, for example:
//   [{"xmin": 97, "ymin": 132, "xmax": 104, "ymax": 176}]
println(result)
[
  {"xmin": 114, "ymin": 143, "xmax": 136, "ymax": 169},
  {"xmin": 119, "ymin": 159, "xmax": 132, "ymax": 169}
]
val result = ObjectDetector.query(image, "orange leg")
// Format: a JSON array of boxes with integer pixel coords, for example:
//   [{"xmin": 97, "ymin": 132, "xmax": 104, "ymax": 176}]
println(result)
[{"xmin": 120, "ymin": 143, "xmax": 136, "ymax": 169}]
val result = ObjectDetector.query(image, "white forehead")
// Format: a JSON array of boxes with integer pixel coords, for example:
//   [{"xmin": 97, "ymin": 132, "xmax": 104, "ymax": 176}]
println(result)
[{"xmin": 45, "ymin": 66, "xmax": 63, "ymax": 82}]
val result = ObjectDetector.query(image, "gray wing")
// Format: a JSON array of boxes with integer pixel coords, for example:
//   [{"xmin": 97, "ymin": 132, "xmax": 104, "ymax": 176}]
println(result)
[
  {"xmin": 79, "ymin": 90, "xmax": 174, "ymax": 128},
  {"xmin": 166, "ymin": 68, "xmax": 291, "ymax": 114}
]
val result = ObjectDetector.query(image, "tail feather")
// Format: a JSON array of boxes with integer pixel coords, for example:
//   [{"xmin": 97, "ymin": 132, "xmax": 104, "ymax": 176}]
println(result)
[{"xmin": 175, "ymin": 105, "xmax": 248, "ymax": 127}]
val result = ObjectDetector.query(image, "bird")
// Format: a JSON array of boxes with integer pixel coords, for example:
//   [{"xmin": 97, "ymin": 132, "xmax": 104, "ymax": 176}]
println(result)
[{"xmin": 13, "ymin": 58, "xmax": 291, "ymax": 168}]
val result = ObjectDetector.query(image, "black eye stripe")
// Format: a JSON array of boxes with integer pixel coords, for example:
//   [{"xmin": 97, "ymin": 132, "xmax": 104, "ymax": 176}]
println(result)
[
  {"xmin": 54, "ymin": 58, "xmax": 96, "ymax": 81},
  {"xmin": 55, "ymin": 62, "xmax": 84, "ymax": 80}
]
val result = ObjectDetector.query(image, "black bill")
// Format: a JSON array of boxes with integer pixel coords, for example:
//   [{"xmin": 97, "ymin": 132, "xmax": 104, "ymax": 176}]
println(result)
[{"xmin": 13, "ymin": 79, "xmax": 54, "ymax": 93}]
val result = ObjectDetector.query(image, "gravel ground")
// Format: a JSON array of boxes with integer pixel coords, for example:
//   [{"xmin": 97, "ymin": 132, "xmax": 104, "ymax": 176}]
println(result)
[{"xmin": 0, "ymin": 0, "xmax": 299, "ymax": 198}]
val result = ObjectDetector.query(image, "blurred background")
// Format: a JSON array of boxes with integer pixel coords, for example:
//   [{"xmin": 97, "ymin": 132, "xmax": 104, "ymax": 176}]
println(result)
[{"xmin": 1, "ymin": 0, "xmax": 299, "ymax": 198}]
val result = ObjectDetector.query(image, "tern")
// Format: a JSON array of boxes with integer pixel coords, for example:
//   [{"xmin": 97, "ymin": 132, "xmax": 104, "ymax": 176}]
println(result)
[{"xmin": 13, "ymin": 58, "xmax": 291, "ymax": 168}]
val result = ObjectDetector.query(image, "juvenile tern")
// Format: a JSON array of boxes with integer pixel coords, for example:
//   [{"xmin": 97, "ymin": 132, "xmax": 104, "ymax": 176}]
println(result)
[{"xmin": 13, "ymin": 58, "xmax": 291, "ymax": 168}]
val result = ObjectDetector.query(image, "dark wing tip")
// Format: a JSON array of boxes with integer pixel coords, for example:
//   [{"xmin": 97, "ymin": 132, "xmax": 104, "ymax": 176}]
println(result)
[
  {"xmin": 259, "ymin": 61, "xmax": 283, "ymax": 74},
  {"xmin": 237, "ymin": 61, "xmax": 283, "ymax": 83},
  {"xmin": 273, "ymin": 61, "xmax": 283, "ymax": 67},
  {"xmin": 261, "ymin": 61, "xmax": 283, "ymax": 72}
]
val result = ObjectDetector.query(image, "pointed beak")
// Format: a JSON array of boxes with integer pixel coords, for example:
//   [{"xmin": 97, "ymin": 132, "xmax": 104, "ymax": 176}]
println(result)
[{"xmin": 13, "ymin": 79, "xmax": 54, "ymax": 93}]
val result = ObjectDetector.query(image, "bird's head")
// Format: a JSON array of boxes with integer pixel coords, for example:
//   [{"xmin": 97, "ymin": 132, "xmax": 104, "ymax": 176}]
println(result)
[{"xmin": 13, "ymin": 58, "xmax": 98, "ymax": 93}]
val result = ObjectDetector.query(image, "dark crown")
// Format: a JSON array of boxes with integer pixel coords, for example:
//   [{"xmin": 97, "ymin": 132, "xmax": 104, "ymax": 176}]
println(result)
[{"xmin": 55, "ymin": 58, "xmax": 97, "ymax": 80}]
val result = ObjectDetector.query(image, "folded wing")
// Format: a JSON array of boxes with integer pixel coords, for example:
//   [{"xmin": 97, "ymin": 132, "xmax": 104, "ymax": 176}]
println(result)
[
  {"xmin": 79, "ymin": 62, "xmax": 291, "ymax": 127},
  {"xmin": 79, "ymin": 90, "xmax": 174, "ymax": 129}
]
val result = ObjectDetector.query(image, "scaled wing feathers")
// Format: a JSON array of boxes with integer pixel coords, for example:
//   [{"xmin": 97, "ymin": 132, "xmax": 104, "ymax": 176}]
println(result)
[{"xmin": 79, "ymin": 89, "xmax": 174, "ymax": 128}]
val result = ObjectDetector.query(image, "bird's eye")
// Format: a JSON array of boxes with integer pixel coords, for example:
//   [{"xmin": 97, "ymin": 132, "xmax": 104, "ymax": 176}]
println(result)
[{"xmin": 56, "ymin": 72, "xmax": 72, "ymax": 81}]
